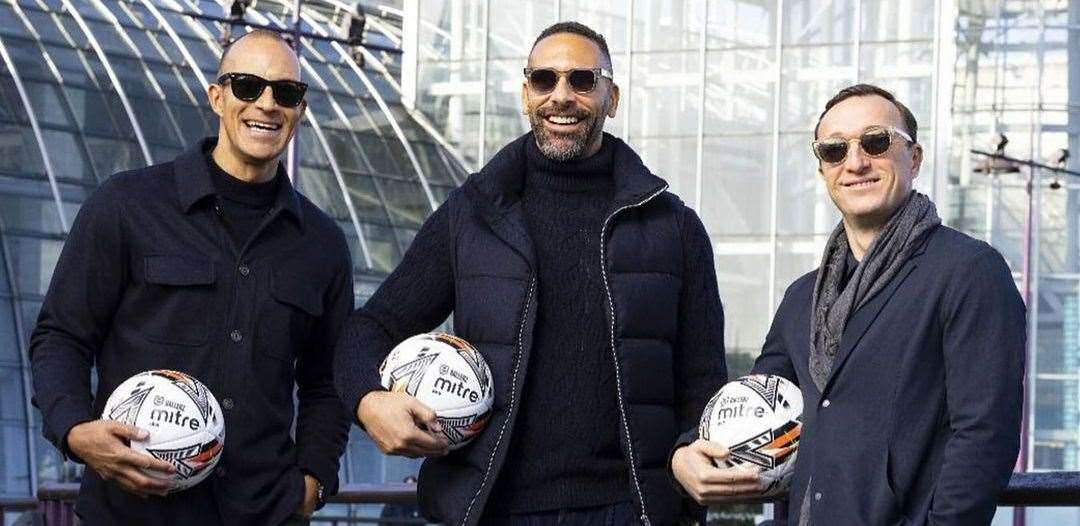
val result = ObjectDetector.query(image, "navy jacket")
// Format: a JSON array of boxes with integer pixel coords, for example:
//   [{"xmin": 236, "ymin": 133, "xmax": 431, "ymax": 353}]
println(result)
[
  {"xmin": 753, "ymin": 225, "xmax": 1025, "ymax": 525},
  {"xmin": 30, "ymin": 139, "xmax": 352, "ymax": 526},
  {"xmin": 335, "ymin": 132, "xmax": 726, "ymax": 526}
]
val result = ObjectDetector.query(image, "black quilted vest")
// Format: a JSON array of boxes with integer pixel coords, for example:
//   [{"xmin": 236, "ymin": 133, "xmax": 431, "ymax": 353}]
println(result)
[{"xmin": 417, "ymin": 133, "xmax": 690, "ymax": 526}]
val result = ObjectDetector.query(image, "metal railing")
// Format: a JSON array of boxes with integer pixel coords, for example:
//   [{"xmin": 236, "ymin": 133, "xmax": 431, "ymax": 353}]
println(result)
[{"xmin": 3, "ymin": 473, "xmax": 1080, "ymax": 525}]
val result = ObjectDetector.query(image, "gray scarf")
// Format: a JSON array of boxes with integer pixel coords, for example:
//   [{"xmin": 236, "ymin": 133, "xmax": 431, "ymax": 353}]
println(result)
[
  {"xmin": 808, "ymin": 191, "xmax": 941, "ymax": 391},
  {"xmin": 799, "ymin": 192, "xmax": 940, "ymax": 526}
]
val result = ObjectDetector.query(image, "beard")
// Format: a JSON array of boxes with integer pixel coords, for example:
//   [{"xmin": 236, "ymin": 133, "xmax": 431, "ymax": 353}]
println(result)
[{"xmin": 528, "ymin": 105, "xmax": 606, "ymax": 162}]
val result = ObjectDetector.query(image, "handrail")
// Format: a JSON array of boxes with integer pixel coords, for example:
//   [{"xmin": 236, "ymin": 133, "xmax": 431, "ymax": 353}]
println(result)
[{"xmin": 9, "ymin": 473, "xmax": 1080, "ymax": 525}]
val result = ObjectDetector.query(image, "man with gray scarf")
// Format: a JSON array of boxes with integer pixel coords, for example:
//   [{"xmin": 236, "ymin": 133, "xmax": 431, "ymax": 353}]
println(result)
[{"xmin": 672, "ymin": 84, "xmax": 1025, "ymax": 525}]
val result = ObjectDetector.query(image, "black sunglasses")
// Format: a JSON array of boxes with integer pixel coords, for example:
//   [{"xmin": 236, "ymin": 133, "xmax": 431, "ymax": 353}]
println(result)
[
  {"xmin": 811, "ymin": 126, "xmax": 914, "ymax": 165},
  {"xmin": 524, "ymin": 67, "xmax": 613, "ymax": 95},
  {"xmin": 217, "ymin": 73, "xmax": 308, "ymax": 108}
]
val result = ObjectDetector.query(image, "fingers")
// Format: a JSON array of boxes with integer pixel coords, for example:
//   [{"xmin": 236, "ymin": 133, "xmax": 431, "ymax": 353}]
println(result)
[
  {"xmin": 700, "ymin": 467, "xmax": 761, "ymax": 485},
  {"xmin": 693, "ymin": 439, "xmax": 730, "ymax": 461},
  {"xmin": 121, "ymin": 450, "xmax": 176, "ymax": 475},
  {"xmin": 108, "ymin": 422, "xmax": 150, "ymax": 442},
  {"xmin": 115, "ymin": 466, "xmax": 172, "ymax": 497},
  {"xmin": 407, "ymin": 398, "xmax": 443, "ymax": 435}
]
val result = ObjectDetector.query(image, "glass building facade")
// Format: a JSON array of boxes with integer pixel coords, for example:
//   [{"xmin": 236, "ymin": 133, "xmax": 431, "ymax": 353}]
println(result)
[{"xmin": 0, "ymin": 0, "xmax": 1078, "ymax": 524}]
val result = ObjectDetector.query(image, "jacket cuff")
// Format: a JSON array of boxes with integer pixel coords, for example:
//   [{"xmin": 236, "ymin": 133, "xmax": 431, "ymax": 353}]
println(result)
[
  {"xmin": 52, "ymin": 407, "xmax": 96, "ymax": 464},
  {"xmin": 342, "ymin": 377, "xmax": 386, "ymax": 429},
  {"xmin": 299, "ymin": 458, "xmax": 340, "ymax": 496},
  {"xmin": 669, "ymin": 427, "xmax": 700, "ymax": 496}
]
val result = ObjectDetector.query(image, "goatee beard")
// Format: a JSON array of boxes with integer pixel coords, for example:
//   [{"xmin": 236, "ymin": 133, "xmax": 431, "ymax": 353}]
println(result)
[{"xmin": 529, "ymin": 111, "xmax": 603, "ymax": 162}]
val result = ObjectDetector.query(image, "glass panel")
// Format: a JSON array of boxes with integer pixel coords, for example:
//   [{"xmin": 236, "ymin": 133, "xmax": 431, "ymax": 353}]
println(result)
[
  {"xmin": 700, "ymin": 134, "xmax": 773, "ymax": 237},
  {"xmin": 487, "ymin": 0, "xmax": 555, "ymax": 59},
  {"xmin": 706, "ymin": 0, "xmax": 776, "ymax": 49},
  {"xmin": 782, "ymin": 0, "xmax": 856, "ymax": 45},
  {"xmin": 634, "ymin": 136, "xmax": 698, "ymax": 204},
  {"xmin": 704, "ymin": 48, "xmax": 775, "ymax": 135},
  {"xmin": 713, "ymin": 247, "xmax": 770, "ymax": 355},
  {"xmin": 0, "ymin": 176, "xmax": 64, "ymax": 236},
  {"xmin": 776, "ymin": 132, "xmax": 838, "ymax": 235},
  {"xmin": 632, "ymin": 0, "xmax": 704, "ymax": 52},
  {"xmin": 39, "ymin": 129, "xmax": 95, "ymax": 183},
  {"xmin": 7, "ymin": 235, "xmax": 63, "ymax": 297},
  {"xmin": 0, "ymin": 123, "xmax": 45, "ymax": 177},
  {"xmin": 629, "ymin": 51, "xmax": 702, "ymax": 139},
  {"xmin": 780, "ymin": 44, "xmax": 854, "ymax": 130},
  {"xmin": 557, "ymin": 1, "xmax": 629, "ymax": 54},
  {"xmin": 860, "ymin": 0, "xmax": 935, "ymax": 42},
  {"xmin": 379, "ymin": 177, "xmax": 432, "ymax": 229}
]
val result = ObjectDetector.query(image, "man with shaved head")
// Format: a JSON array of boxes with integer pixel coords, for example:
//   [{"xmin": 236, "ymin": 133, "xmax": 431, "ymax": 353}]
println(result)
[
  {"xmin": 335, "ymin": 21, "xmax": 726, "ymax": 526},
  {"xmin": 30, "ymin": 29, "xmax": 351, "ymax": 525}
]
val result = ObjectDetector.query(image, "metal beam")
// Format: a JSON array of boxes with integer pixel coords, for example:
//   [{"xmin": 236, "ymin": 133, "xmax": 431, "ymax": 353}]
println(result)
[{"xmin": 61, "ymin": 0, "xmax": 154, "ymax": 165}]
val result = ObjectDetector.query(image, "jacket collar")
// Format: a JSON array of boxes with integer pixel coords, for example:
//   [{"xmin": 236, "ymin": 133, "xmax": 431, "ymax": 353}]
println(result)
[
  {"xmin": 821, "ymin": 227, "xmax": 937, "ymax": 396},
  {"xmin": 173, "ymin": 137, "xmax": 304, "ymax": 226},
  {"xmin": 463, "ymin": 131, "xmax": 668, "ymax": 224}
]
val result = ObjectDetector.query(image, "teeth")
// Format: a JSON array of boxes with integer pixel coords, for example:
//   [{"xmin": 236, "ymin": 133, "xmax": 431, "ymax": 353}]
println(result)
[
  {"xmin": 547, "ymin": 115, "xmax": 580, "ymax": 125},
  {"xmin": 245, "ymin": 120, "xmax": 281, "ymax": 131}
]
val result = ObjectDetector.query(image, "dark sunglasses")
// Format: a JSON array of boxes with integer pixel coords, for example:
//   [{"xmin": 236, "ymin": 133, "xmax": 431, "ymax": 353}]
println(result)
[
  {"xmin": 811, "ymin": 126, "xmax": 914, "ymax": 165},
  {"xmin": 216, "ymin": 73, "xmax": 308, "ymax": 108},
  {"xmin": 524, "ymin": 67, "xmax": 613, "ymax": 95}
]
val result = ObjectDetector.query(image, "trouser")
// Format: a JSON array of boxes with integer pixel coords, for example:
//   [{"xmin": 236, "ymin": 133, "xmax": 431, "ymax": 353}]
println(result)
[{"xmin": 478, "ymin": 501, "xmax": 637, "ymax": 526}]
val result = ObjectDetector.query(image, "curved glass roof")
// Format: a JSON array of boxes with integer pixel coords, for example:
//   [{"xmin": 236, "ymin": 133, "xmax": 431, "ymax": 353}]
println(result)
[{"xmin": 0, "ymin": 0, "xmax": 465, "ymax": 498}]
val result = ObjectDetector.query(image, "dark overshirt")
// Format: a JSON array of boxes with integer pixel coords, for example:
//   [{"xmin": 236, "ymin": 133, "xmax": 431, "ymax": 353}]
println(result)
[{"xmin": 29, "ymin": 138, "xmax": 353, "ymax": 526}]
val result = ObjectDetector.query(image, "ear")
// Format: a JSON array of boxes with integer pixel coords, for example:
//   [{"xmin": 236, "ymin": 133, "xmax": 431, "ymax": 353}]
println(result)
[
  {"xmin": 910, "ymin": 143, "xmax": 924, "ymax": 180},
  {"xmin": 521, "ymin": 81, "xmax": 530, "ymax": 115},
  {"xmin": 208, "ymin": 83, "xmax": 225, "ymax": 118},
  {"xmin": 606, "ymin": 83, "xmax": 620, "ymax": 118}
]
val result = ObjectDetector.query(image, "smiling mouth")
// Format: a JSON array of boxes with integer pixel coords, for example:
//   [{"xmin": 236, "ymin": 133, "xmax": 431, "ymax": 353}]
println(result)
[
  {"xmin": 544, "ymin": 114, "xmax": 583, "ymax": 126},
  {"xmin": 243, "ymin": 119, "xmax": 282, "ymax": 133},
  {"xmin": 843, "ymin": 178, "xmax": 880, "ymax": 188}
]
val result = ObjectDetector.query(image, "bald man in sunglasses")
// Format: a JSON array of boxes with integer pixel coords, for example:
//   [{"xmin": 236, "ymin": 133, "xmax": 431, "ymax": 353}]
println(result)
[
  {"xmin": 335, "ymin": 21, "xmax": 726, "ymax": 526},
  {"xmin": 672, "ymin": 84, "xmax": 1025, "ymax": 525},
  {"xmin": 30, "ymin": 30, "xmax": 350, "ymax": 526}
]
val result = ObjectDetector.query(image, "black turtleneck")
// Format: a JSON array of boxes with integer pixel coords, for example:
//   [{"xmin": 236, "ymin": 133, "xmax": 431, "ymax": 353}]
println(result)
[
  {"xmin": 206, "ymin": 155, "xmax": 280, "ymax": 250},
  {"xmin": 490, "ymin": 136, "xmax": 631, "ymax": 513}
]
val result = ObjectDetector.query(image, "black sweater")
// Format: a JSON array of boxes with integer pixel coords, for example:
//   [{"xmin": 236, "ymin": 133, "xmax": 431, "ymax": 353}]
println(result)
[{"xmin": 487, "ymin": 136, "xmax": 630, "ymax": 512}]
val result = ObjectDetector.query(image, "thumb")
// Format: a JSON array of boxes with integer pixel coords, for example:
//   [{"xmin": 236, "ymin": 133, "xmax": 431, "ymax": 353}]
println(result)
[
  {"xmin": 110, "ymin": 422, "xmax": 150, "ymax": 442},
  {"xmin": 695, "ymin": 439, "xmax": 730, "ymax": 461},
  {"xmin": 407, "ymin": 398, "xmax": 443, "ymax": 433}
]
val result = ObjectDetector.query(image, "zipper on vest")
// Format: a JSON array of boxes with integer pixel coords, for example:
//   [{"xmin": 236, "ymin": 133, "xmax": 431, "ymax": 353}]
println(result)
[
  {"xmin": 599, "ymin": 185, "xmax": 668, "ymax": 526},
  {"xmin": 460, "ymin": 274, "xmax": 537, "ymax": 526}
]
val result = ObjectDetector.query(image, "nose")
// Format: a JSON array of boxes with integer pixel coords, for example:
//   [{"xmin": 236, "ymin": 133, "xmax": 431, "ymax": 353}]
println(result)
[
  {"xmin": 254, "ymin": 83, "xmax": 277, "ymax": 110},
  {"xmin": 844, "ymin": 139, "xmax": 871, "ymax": 174},
  {"xmin": 547, "ymin": 74, "xmax": 575, "ymax": 105}
]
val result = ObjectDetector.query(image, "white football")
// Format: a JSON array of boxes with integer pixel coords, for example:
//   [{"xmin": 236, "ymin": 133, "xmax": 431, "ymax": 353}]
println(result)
[
  {"xmin": 101, "ymin": 370, "xmax": 225, "ymax": 492},
  {"xmin": 379, "ymin": 333, "xmax": 493, "ymax": 450},
  {"xmin": 699, "ymin": 374, "xmax": 802, "ymax": 496}
]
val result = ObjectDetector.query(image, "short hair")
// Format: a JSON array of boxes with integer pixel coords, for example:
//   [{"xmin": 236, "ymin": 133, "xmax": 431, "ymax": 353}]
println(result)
[
  {"xmin": 530, "ymin": 21, "xmax": 613, "ymax": 72},
  {"xmin": 217, "ymin": 29, "xmax": 296, "ymax": 78},
  {"xmin": 814, "ymin": 83, "xmax": 918, "ymax": 143}
]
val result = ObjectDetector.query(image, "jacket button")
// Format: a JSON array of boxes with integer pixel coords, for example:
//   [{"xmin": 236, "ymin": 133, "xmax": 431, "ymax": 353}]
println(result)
[
  {"xmin": 815, "ymin": 492, "xmax": 822, "ymax": 501},
  {"xmin": 230, "ymin": 330, "xmax": 242, "ymax": 343},
  {"xmin": 238, "ymin": 265, "xmax": 250, "ymax": 276},
  {"xmin": 822, "ymin": 399, "xmax": 830, "ymax": 408},
  {"xmin": 222, "ymin": 398, "xmax": 234, "ymax": 410}
]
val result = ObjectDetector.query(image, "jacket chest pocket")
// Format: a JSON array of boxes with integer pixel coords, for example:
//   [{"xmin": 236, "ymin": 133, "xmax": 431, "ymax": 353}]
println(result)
[
  {"xmin": 140, "ymin": 255, "xmax": 216, "ymax": 346},
  {"xmin": 259, "ymin": 270, "xmax": 324, "ymax": 362}
]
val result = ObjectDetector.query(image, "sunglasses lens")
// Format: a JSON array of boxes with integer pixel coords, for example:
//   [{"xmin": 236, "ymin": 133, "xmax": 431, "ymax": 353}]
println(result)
[
  {"xmin": 272, "ymin": 81, "xmax": 306, "ymax": 107},
  {"xmin": 860, "ymin": 130, "xmax": 892, "ymax": 156},
  {"xmin": 568, "ymin": 70, "xmax": 598, "ymax": 93},
  {"xmin": 528, "ymin": 69, "xmax": 558, "ymax": 93},
  {"xmin": 816, "ymin": 140, "xmax": 849, "ymax": 164},
  {"xmin": 229, "ymin": 75, "xmax": 265, "ymax": 101}
]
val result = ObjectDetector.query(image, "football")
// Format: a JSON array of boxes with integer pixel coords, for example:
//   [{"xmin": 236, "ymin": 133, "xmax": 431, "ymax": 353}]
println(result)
[
  {"xmin": 379, "ymin": 333, "xmax": 493, "ymax": 450},
  {"xmin": 699, "ymin": 374, "xmax": 802, "ymax": 496},
  {"xmin": 101, "ymin": 370, "xmax": 225, "ymax": 492}
]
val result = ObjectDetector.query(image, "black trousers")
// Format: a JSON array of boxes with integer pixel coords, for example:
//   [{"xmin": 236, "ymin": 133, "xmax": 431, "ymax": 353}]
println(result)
[{"xmin": 478, "ymin": 502, "xmax": 636, "ymax": 526}]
